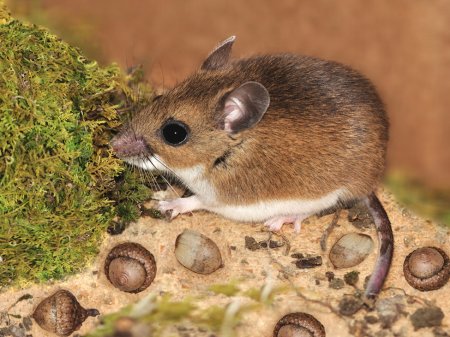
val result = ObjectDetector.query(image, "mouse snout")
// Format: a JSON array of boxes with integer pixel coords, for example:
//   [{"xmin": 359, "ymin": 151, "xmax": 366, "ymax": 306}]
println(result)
[{"xmin": 110, "ymin": 132, "xmax": 151, "ymax": 159}]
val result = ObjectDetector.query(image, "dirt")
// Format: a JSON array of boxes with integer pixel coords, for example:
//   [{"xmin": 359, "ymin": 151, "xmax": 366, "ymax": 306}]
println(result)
[{"xmin": 1, "ymin": 189, "xmax": 449, "ymax": 336}]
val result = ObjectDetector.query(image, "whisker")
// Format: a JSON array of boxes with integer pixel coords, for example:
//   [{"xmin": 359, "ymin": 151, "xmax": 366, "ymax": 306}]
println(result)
[
  {"xmin": 128, "ymin": 156, "xmax": 157, "ymax": 192},
  {"xmin": 151, "ymin": 155, "xmax": 182, "ymax": 183},
  {"xmin": 145, "ymin": 155, "xmax": 180, "ymax": 198},
  {"xmin": 137, "ymin": 167, "xmax": 150, "ymax": 190},
  {"xmin": 159, "ymin": 61, "xmax": 166, "ymax": 92},
  {"xmin": 139, "ymin": 163, "xmax": 159, "ymax": 192}
]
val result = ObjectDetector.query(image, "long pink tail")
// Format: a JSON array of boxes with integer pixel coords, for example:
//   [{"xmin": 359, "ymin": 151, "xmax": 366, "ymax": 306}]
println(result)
[{"xmin": 363, "ymin": 192, "xmax": 394, "ymax": 299}]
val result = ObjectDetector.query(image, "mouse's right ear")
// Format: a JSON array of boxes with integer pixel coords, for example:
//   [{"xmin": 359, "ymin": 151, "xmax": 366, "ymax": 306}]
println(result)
[
  {"xmin": 201, "ymin": 36, "xmax": 236, "ymax": 71},
  {"xmin": 220, "ymin": 81, "xmax": 270, "ymax": 134}
]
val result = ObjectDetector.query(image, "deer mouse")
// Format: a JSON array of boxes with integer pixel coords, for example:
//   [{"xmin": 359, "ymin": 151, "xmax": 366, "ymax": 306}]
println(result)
[{"xmin": 111, "ymin": 36, "xmax": 393, "ymax": 300}]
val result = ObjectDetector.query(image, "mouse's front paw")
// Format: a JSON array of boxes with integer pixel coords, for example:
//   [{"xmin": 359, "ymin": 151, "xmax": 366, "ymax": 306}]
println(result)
[{"xmin": 157, "ymin": 196, "xmax": 202, "ymax": 220}]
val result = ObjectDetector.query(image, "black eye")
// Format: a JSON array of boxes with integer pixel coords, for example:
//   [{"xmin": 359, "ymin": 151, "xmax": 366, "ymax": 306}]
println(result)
[{"xmin": 161, "ymin": 120, "xmax": 190, "ymax": 146}]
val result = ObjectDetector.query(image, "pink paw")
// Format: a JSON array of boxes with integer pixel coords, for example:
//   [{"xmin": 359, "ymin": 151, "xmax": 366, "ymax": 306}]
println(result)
[
  {"xmin": 158, "ymin": 196, "xmax": 202, "ymax": 219},
  {"xmin": 264, "ymin": 215, "xmax": 309, "ymax": 233}
]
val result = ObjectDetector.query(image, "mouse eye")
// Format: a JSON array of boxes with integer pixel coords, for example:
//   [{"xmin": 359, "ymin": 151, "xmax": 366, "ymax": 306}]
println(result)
[{"xmin": 161, "ymin": 120, "xmax": 190, "ymax": 146}]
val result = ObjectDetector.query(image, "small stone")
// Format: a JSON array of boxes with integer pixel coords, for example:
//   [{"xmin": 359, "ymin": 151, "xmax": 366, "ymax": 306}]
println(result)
[
  {"xmin": 344, "ymin": 271, "xmax": 360, "ymax": 286},
  {"xmin": 16, "ymin": 294, "xmax": 33, "ymax": 303},
  {"xmin": 374, "ymin": 331, "xmax": 389, "ymax": 337},
  {"xmin": 107, "ymin": 221, "xmax": 126, "ymax": 235},
  {"xmin": 364, "ymin": 315, "xmax": 379, "ymax": 324},
  {"xmin": 410, "ymin": 306, "xmax": 444, "ymax": 330},
  {"xmin": 245, "ymin": 236, "xmax": 260, "ymax": 251},
  {"xmin": 433, "ymin": 327, "xmax": 450, "ymax": 337},
  {"xmin": 364, "ymin": 275, "xmax": 371, "ymax": 290},
  {"xmin": 347, "ymin": 203, "xmax": 374, "ymax": 230},
  {"xmin": 375, "ymin": 295, "xmax": 405, "ymax": 329},
  {"xmin": 403, "ymin": 236, "xmax": 416, "ymax": 248},
  {"xmin": 9, "ymin": 325, "xmax": 27, "ymax": 337},
  {"xmin": 329, "ymin": 278, "xmax": 345, "ymax": 289},
  {"xmin": 339, "ymin": 295, "xmax": 363, "ymax": 316},
  {"xmin": 325, "ymin": 271, "xmax": 335, "ymax": 281},
  {"xmin": 22, "ymin": 317, "xmax": 32, "ymax": 331},
  {"xmin": 269, "ymin": 240, "xmax": 284, "ymax": 249},
  {"xmin": 294, "ymin": 256, "xmax": 323, "ymax": 269},
  {"xmin": 141, "ymin": 207, "xmax": 164, "ymax": 219},
  {"xmin": 0, "ymin": 327, "xmax": 12, "ymax": 336},
  {"xmin": 291, "ymin": 253, "xmax": 305, "ymax": 259}
]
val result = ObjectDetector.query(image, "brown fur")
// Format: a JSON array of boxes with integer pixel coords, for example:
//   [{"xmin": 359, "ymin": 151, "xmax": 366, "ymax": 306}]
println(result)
[{"xmin": 127, "ymin": 53, "xmax": 388, "ymax": 206}]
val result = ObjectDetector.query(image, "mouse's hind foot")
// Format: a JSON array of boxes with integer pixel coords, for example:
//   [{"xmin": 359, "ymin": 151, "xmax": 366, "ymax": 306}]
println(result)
[{"xmin": 264, "ymin": 214, "xmax": 311, "ymax": 233}]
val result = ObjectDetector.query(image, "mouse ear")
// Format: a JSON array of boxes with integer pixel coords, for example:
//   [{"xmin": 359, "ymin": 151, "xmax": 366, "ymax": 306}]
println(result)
[
  {"xmin": 201, "ymin": 36, "xmax": 236, "ymax": 71},
  {"xmin": 221, "ymin": 81, "xmax": 270, "ymax": 134}
]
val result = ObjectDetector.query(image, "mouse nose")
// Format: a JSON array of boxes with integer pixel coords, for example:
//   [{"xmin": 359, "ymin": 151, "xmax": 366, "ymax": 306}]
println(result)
[{"xmin": 110, "ymin": 132, "xmax": 150, "ymax": 159}]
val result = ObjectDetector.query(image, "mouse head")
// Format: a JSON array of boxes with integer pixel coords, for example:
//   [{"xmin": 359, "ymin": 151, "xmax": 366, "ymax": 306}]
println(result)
[{"xmin": 111, "ymin": 36, "xmax": 270, "ymax": 174}]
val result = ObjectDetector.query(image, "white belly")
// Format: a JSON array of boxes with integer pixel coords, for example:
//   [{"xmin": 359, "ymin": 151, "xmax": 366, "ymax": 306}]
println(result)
[
  {"xmin": 133, "ymin": 158, "xmax": 346, "ymax": 222},
  {"xmin": 208, "ymin": 188, "xmax": 347, "ymax": 222}
]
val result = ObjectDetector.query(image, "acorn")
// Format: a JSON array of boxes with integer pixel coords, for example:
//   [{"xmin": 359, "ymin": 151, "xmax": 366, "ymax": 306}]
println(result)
[
  {"xmin": 273, "ymin": 312, "xmax": 326, "ymax": 337},
  {"xmin": 32, "ymin": 290, "xmax": 99, "ymax": 336},
  {"xmin": 403, "ymin": 246, "xmax": 450, "ymax": 291},
  {"xmin": 174, "ymin": 229, "xmax": 223, "ymax": 274},
  {"xmin": 104, "ymin": 242, "xmax": 157, "ymax": 293},
  {"xmin": 329, "ymin": 233, "xmax": 374, "ymax": 269}
]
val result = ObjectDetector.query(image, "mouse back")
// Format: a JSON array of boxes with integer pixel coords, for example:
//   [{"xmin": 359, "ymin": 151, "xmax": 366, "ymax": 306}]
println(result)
[{"xmin": 113, "ymin": 36, "xmax": 388, "ymax": 205}]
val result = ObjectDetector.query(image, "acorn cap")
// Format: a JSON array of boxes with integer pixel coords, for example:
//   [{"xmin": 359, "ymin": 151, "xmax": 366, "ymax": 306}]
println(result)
[
  {"xmin": 273, "ymin": 312, "xmax": 325, "ymax": 337},
  {"xmin": 403, "ymin": 246, "xmax": 450, "ymax": 291},
  {"xmin": 104, "ymin": 242, "xmax": 156, "ymax": 293}
]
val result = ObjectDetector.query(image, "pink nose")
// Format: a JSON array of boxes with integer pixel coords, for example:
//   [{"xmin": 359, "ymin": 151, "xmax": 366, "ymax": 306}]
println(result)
[{"xmin": 110, "ymin": 133, "xmax": 149, "ymax": 158}]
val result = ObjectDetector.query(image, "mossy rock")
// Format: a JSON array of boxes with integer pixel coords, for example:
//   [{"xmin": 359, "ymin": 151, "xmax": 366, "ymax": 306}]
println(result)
[{"xmin": 0, "ymin": 10, "xmax": 151, "ymax": 287}]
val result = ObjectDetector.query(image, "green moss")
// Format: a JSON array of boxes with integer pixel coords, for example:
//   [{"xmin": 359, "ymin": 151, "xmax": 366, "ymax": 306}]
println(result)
[
  {"xmin": 0, "ymin": 1, "xmax": 11, "ymax": 24},
  {"xmin": 385, "ymin": 172, "xmax": 450, "ymax": 226},
  {"xmin": 0, "ymin": 15, "xmax": 151, "ymax": 287},
  {"xmin": 87, "ymin": 283, "xmax": 284, "ymax": 337},
  {"xmin": 208, "ymin": 282, "xmax": 241, "ymax": 297},
  {"xmin": 86, "ymin": 294, "xmax": 239, "ymax": 337}
]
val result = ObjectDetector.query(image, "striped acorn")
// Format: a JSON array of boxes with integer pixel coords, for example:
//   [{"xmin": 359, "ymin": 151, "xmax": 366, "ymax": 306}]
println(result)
[{"xmin": 32, "ymin": 289, "xmax": 99, "ymax": 336}]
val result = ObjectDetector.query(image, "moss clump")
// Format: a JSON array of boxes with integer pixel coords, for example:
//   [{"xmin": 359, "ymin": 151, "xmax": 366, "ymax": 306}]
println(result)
[
  {"xmin": 86, "ymin": 283, "xmax": 287, "ymax": 337},
  {"xmin": 386, "ymin": 172, "xmax": 450, "ymax": 226},
  {"xmin": 0, "ymin": 1, "xmax": 11, "ymax": 24},
  {"xmin": 0, "ymin": 15, "xmax": 151, "ymax": 287}
]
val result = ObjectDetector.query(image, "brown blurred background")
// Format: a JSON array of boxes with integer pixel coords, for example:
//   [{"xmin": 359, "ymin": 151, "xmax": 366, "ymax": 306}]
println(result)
[{"xmin": 7, "ymin": 0, "xmax": 450, "ymax": 223}]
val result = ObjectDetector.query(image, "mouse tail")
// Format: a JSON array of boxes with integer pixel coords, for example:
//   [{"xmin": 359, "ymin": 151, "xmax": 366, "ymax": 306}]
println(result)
[{"xmin": 363, "ymin": 192, "xmax": 394, "ymax": 302}]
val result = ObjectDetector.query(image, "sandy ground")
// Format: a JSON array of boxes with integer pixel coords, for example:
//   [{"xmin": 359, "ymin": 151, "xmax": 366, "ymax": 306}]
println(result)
[{"xmin": 1, "ymin": 189, "xmax": 449, "ymax": 336}]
